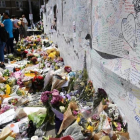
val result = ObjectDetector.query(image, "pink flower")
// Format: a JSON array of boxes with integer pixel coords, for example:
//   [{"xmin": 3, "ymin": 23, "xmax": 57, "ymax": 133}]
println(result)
[
  {"xmin": 116, "ymin": 123, "xmax": 122, "ymax": 131},
  {"xmin": 73, "ymin": 110, "xmax": 79, "ymax": 116},
  {"xmin": 52, "ymin": 89, "xmax": 59, "ymax": 96}
]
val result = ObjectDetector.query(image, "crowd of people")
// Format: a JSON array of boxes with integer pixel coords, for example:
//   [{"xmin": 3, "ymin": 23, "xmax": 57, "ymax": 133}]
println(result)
[{"xmin": 0, "ymin": 12, "xmax": 28, "ymax": 68}]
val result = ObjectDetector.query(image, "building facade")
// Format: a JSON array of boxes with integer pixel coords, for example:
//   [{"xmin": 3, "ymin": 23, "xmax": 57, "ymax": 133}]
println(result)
[{"xmin": 0, "ymin": 0, "xmax": 43, "ymax": 17}]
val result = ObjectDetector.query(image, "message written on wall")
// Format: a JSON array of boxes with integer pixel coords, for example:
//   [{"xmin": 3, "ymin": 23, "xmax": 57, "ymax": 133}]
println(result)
[
  {"xmin": 92, "ymin": 0, "xmax": 140, "ymax": 63},
  {"xmin": 62, "ymin": 0, "xmax": 75, "ymax": 38},
  {"xmin": 86, "ymin": 49, "xmax": 140, "ymax": 140}
]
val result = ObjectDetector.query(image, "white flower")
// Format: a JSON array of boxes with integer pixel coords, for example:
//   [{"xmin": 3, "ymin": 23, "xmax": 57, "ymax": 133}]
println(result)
[
  {"xmin": 71, "ymin": 96, "xmax": 76, "ymax": 101},
  {"xmin": 59, "ymin": 106, "xmax": 65, "ymax": 113}
]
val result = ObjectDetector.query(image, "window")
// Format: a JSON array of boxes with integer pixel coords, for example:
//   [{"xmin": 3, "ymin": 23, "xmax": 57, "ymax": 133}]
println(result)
[
  {"xmin": 0, "ymin": 0, "xmax": 6, "ymax": 7},
  {"xmin": 15, "ymin": 1, "xmax": 23, "ymax": 8}
]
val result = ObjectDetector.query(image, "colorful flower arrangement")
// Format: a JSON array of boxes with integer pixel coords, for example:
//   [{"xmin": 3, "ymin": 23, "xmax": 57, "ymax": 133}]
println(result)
[
  {"xmin": 15, "ymin": 44, "xmax": 25, "ymax": 54},
  {"xmin": 64, "ymin": 66, "xmax": 72, "ymax": 73},
  {"xmin": 41, "ymin": 89, "xmax": 69, "ymax": 114},
  {"xmin": 16, "ymin": 89, "xmax": 26, "ymax": 96},
  {"xmin": 6, "ymin": 77, "xmax": 16, "ymax": 87},
  {"xmin": 32, "ymin": 75, "xmax": 44, "ymax": 90},
  {"xmin": 8, "ymin": 98, "xmax": 18, "ymax": 106},
  {"xmin": 30, "ymin": 57, "xmax": 38, "ymax": 64},
  {"xmin": 3, "ymin": 69, "xmax": 10, "ymax": 77},
  {"xmin": 27, "ymin": 53, "xmax": 35, "ymax": 60},
  {"xmin": 0, "ymin": 104, "xmax": 14, "ymax": 114}
]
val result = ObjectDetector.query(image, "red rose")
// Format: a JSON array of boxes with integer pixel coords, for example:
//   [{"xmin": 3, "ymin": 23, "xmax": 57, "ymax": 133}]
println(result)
[
  {"xmin": 38, "ymin": 76, "xmax": 44, "ymax": 80},
  {"xmin": 24, "ymin": 50, "xmax": 28, "ymax": 54}
]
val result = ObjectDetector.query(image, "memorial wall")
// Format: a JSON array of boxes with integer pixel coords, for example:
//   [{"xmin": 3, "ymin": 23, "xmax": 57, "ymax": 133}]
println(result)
[{"xmin": 43, "ymin": 0, "xmax": 140, "ymax": 139}]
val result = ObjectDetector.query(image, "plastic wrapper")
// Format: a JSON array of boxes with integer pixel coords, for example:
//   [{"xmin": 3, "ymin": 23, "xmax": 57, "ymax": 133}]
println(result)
[
  {"xmin": 79, "ymin": 104, "xmax": 94, "ymax": 119},
  {"xmin": 5, "ymin": 136, "xmax": 15, "ymax": 140},
  {"xmin": 0, "ymin": 95, "xmax": 3, "ymax": 106},
  {"xmin": 98, "ymin": 111, "xmax": 111, "ymax": 133},
  {"xmin": 63, "ymin": 121, "xmax": 86, "ymax": 140},
  {"xmin": 28, "ymin": 108, "xmax": 46, "ymax": 128},
  {"xmin": 51, "ymin": 107, "xmax": 63, "ymax": 120},
  {"xmin": 0, "ymin": 109, "xmax": 16, "ymax": 127},
  {"xmin": 0, "ymin": 127, "xmax": 12, "ymax": 140},
  {"xmin": 58, "ymin": 102, "xmax": 78, "ymax": 134},
  {"xmin": 51, "ymin": 74, "xmax": 67, "ymax": 90},
  {"xmin": 112, "ymin": 132, "xmax": 130, "ymax": 140},
  {"xmin": 93, "ymin": 131, "xmax": 107, "ymax": 140},
  {"xmin": 43, "ymin": 70, "xmax": 54, "ymax": 89},
  {"xmin": 15, "ymin": 108, "xmax": 27, "ymax": 120},
  {"xmin": 0, "ymin": 76, "xmax": 6, "ymax": 83}
]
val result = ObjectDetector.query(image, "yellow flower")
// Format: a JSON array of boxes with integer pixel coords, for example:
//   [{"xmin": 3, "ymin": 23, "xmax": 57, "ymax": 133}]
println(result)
[
  {"xmin": 5, "ymin": 84, "xmax": 11, "ymax": 95},
  {"xmin": 87, "ymin": 125, "xmax": 94, "ymax": 132},
  {"xmin": 17, "ymin": 49, "xmax": 21, "ymax": 51},
  {"xmin": 76, "ymin": 116, "xmax": 81, "ymax": 123},
  {"xmin": 113, "ymin": 122, "xmax": 118, "ymax": 127},
  {"xmin": 48, "ymin": 53, "xmax": 55, "ymax": 59}
]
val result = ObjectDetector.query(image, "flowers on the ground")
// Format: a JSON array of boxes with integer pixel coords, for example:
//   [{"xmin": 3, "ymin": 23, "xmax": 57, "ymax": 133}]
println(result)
[
  {"xmin": 5, "ymin": 84, "xmax": 11, "ymax": 95},
  {"xmin": 9, "ymin": 98, "xmax": 18, "ymax": 106},
  {"xmin": 3, "ymin": 69, "xmax": 10, "ymax": 77},
  {"xmin": 32, "ymin": 76, "xmax": 44, "ymax": 90},
  {"xmin": 41, "ymin": 91, "xmax": 52, "ymax": 104},
  {"xmin": 27, "ymin": 53, "xmax": 35, "ymax": 60},
  {"xmin": 31, "ymin": 57, "xmax": 38, "ymax": 64},
  {"xmin": 64, "ymin": 66, "xmax": 72, "ymax": 73},
  {"xmin": 59, "ymin": 106, "xmax": 65, "ymax": 113}
]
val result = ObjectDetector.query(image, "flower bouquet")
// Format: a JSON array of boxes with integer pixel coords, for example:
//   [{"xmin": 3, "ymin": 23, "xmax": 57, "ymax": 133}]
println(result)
[
  {"xmin": 23, "ymin": 50, "xmax": 28, "ymax": 58},
  {"xmin": 78, "ymin": 80, "xmax": 95, "ymax": 102},
  {"xmin": 32, "ymin": 75, "xmax": 44, "ymax": 91},
  {"xmin": 8, "ymin": 98, "xmax": 18, "ymax": 106},
  {"xmin": 41, "ymin": 89, "xmax": 69, "ymax": 133},
  {"xmin": 7, "ymin": 54, "xmax": 14, "ymax": 61},
  {"xmin": 0, "ymin": 84, "xmax": 11, "ymax": 96},
  {"xmin": 16, "ymin": 89, "xmax": 26, "ymax": 96},
  {"xmin": 0, "ymin": 104, "xmax": 15, "ymax": 114},
  {"xmin": 23, "ymin": 79, "xmax": 32, "ymax": 88},
  {"xmin": 15, "ymin": 44, "xmax": 25, "ymax": 55},
  {"xmin": 27, "ymin": 53, "xmax": 35, "ymax": 60},
  {"xmin": 6, "ymin": 77, "xmax": 16, "ymax": 87},
  {"xmin": 64, "ymin": 66, "xmax": 72, "ymax": 73},
  {"xmin": 30, "ymin": 57, "xmax": 38, "ymax": 64},
  {"xmin": 3, "ymin": 69, "xmax": 10, "ymax": 77},
  {"xmin": 58, "ymin": 101, "xmax": 78, "ymax": 135}
]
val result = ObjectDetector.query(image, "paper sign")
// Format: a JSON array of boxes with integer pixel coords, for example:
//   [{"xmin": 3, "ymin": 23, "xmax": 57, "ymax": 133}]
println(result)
[
  {"xmin": 29, "ymin": 14, "xmax": 33, "ymax": 20},
  {"xmin": 0, "ymin": 109, "xmax": 15, "ymax": 125},
  {"xmin": 8, "ymin": 122, "xmax": 19, "ymax": 133}
]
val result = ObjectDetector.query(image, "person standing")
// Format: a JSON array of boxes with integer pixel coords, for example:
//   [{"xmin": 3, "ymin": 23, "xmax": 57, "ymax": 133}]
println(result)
[
  {"xmin": 3, "ymin": 12, "xmax": 14, "ymax": 54},
  {"xmin": 12, "ymin": 15, "xmax": 19, "ymax": 43},
  {"xmin": 22, "ymin": 14, "xmax": 28, "ymax": 37},
  {"xmin": 0, "ymin": 23, "xmax": 6, "ymax": 68},
  {"xmin": 18, "ymin": 18, "xmax": 25, "ymax": 40}
]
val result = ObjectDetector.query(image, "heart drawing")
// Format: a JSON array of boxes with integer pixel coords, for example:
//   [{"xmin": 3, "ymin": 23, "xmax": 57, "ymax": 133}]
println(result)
[{"xmin": 121, "ymin": 14, "xmax": 136, "ymax": 49}]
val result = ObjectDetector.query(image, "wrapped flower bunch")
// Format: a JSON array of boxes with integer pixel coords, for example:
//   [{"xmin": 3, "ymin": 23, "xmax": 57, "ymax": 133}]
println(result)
[{"xmin": 32, "ymin": 75, "xmax": 44, "ymax": 90}]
